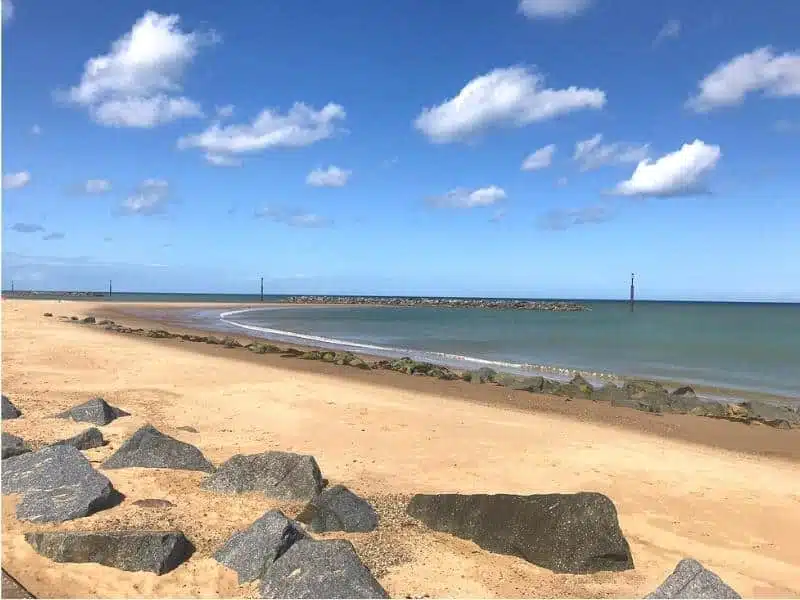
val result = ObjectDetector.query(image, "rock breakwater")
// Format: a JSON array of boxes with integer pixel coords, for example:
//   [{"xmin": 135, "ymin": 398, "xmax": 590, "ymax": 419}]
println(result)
[{"xmin": 284, "ymin": 295, "xmax": 590, "ymax": 312}]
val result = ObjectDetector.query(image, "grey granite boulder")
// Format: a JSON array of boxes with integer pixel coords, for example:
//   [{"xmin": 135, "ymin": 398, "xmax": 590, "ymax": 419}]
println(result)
[
  {"xmin": 406, "ymin": 492, "xmax": 633, "ymax": 574},
  {"xmin": 2, "ymin": 395, "xmax": 22, "ymax": 419},
  {"xmin": 646, "ymin": 558, "xmax": 741, "ymax": 598},
  {"xmin": 260, "ymin": 538, "xmax": 388, "ymax": 599},
  {"xmin": 102, "ymin": 424, "xmax": 214, "ymax": 472},
  {"xmin": 2, "ymin": 444, "xmax": 121, "ymax": 522},
  {"xmin": 51, "ymin": 427, "xmax": 105, "ymax": 450},
  {"xmin": 2, "ymin": 432, "xmax": 31, "ymax": 459},
  {"xmin": 56, "ymin": 397, "xmax": 129, "ymax": 426},
  {"xmin": 296, "ymin": 485, "xmax": 379, "ymax": 533},
  {"xmin": 25, "ymin": 530, "xmax": 193, "ymax": 575},
  {"xmin": 201, "ymin": 451, "xmax": 323, "ymax": 500},
  {"xmin": 214, "ymin": 510, "xmax": 306, "ymax": 584}
]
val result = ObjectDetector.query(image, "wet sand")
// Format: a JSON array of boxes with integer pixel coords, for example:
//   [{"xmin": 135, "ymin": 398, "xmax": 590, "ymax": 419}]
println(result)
[{"xmin": 2, "ymin": 299, "xmax": 800, "ymax": 598}]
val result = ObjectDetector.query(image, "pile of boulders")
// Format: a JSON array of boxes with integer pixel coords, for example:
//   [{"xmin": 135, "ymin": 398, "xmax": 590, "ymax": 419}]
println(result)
[{"xmin": 1, "ymin": 390, "xmax": 743, "ymax": 598}]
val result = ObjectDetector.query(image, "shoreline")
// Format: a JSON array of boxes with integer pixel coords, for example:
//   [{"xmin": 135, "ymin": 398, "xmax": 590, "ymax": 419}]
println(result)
[
  {"xmin": 98, "ymin": 301, "xmax": 799, "ymax": 408},
  {"xmin": 3, "ymin": 298, "xmax": 800, "ymax": 598},
  {"xmin": 45, "ymin": 300, "xmax": 800, "ymax": 462}
]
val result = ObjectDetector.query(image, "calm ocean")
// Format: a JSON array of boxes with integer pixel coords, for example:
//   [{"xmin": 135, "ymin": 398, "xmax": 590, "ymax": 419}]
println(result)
[{"xmin": 13, "ymin": 293, "xmax": 799, "ymax": 399}]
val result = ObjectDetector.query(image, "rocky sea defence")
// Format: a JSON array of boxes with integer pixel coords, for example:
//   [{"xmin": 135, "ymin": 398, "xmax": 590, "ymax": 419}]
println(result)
[
  {"xmin": 58, "ymin": 313, "xmax": 800, "ymax": 430},
  {"xmin": 283, "ymin": 295, "xmax": 590, "ymax": 311}
]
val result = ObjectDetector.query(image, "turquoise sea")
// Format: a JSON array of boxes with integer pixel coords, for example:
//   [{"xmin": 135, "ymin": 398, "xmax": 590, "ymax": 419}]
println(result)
[{"xmin": 8, "ymin": 293, "xmax": 800, "ymax": 400}]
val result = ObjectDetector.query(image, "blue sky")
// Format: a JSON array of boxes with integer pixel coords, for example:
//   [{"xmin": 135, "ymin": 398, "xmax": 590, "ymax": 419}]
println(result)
[{"xmin": 2, "ymin": 0, "xmax": 799, "ymax": 301}]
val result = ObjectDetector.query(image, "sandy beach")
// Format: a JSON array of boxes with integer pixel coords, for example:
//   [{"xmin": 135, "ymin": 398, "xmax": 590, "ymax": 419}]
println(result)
[{"xmin": 2, "ymin": 299, "xmax": 800, "ymax": 598}]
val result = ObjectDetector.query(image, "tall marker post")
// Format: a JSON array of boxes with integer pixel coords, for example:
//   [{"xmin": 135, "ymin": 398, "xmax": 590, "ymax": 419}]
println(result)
[
  {"xmin": 629, "ymin": 273, "xmax": 635, "ymax": 312},
  {"xmin": 260, "ymin": 277, "xmax": 264, "ymax": 303}
]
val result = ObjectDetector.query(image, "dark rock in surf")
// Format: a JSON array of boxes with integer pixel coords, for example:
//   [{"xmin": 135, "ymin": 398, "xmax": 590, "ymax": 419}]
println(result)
[
  {"xmin": 2, "ymin": 432, "xmax": 32, "ymax": 459},
  {"xmin": 2, "ymin": 395, "xmax": 22, "ymax": 419},
  {"xmin": 201, "ymin": 451, "xmax": 323, "ymax": 501},
  {"xmin": 56, "ymin": 397, "xmax": 130, "ymax": 426},
  {"xmin": 80, "ymin": 316, "xmax": 96, "ymax": 324},
  {"xmin": 406, "ymin": 492, "xmax": 633, "ymax": 574},
  {"xmin": 296, "ymin": 485, "xmax": 379, "ymax": 533},
  {"xmin": 51, "ymin": 427, "xmax": 105, "ymax": 451},
  {"xmin": 646, "ymin": 558, "xmax": 741, "ymax": 598},
  {"xmin": 260, "ymin": 538, "xmax": 389, "ymax": 599},
  {"xmin": 2, "ymin": 444, "xmax": 121, "ymax": 522},
  {"xmin": 25, "ymin": 530, "xmax": 193, "ymax": 575},
  {"xmin": 102, "ymin": 424, "xmax": 214, "ymax": 472},
  {"xmin": 214, "ymin": 510, "xmax": 306, "ymax": 584}
]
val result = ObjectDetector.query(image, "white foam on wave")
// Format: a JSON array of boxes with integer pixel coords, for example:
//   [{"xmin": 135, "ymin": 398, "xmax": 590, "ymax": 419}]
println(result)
[{"xmin": 218, "ymin": 308, "xmax": 617, "ymax": 384}]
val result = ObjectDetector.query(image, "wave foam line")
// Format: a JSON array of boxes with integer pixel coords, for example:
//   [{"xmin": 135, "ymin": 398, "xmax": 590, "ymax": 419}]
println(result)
[{"xmin": 218, "ymin": 310, "xmax": 616, "ymax": 381}]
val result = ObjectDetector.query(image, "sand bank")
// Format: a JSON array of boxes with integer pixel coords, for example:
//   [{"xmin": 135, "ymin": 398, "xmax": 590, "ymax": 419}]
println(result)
[{"xmin": 2, "ymin": 299, "xmax": 800, "ymax": 598}]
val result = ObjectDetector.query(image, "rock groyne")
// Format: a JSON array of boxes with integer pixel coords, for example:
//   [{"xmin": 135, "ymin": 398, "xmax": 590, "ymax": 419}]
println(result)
[{"xmin": 284, "ymin": 295, "xmax": 590, "ymax": 312}]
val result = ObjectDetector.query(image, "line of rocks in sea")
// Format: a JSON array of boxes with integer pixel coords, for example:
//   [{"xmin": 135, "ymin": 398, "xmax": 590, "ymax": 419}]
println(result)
[
  {"xmin": 2, "ymin": 393, "xmax": 741, "ymax": 598},
  {"xmin": 48, "ymin": 312, "xmax": 800, "ymax": 430},
  {"xmin": 284, "ymin": 295, "xmax": 591, "ymax": 311}
]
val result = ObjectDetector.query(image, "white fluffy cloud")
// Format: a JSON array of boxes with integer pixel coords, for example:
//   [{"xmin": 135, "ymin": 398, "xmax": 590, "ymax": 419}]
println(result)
[
  {"xmin": 3, "ymin": 171, "xmax": 31, "ymax": 190},
  {"xmin": 653, "ymin": 19, "xmax": 681, "ymax": 46},
  {"xmin": 573, "ymin": 134, "xmax": 650, "ymax": 171},
  {"xmin": 62, "ymin": 11, "xmax": 215, "ymax": 127},
  {"xmin": 518, "ymin": 0, "xmax": 592, "ymax": 19},
  {"xmin": 613, "ymin": 140, "xmax": 721, "ymax": 197},
  {"xmin": 84, "ymin": 179, "xmax": 112, "ymax": 194},
  {"xmin": 427, "ymin": 186, "xmax": 507, "ymax": 208},
  {"xmin": 121, "ymin": 179, "xmax": 170, "ymax": 215},
  {"xmin": 177, "ymin": 103, "xmax": 345, "ymax": 164},
  {"xmin": 2, "ymin": 0, "xmax": 13, "ymax": 24},
  {"xmin": 306, "ymin": 166, "xmax": 351, "ymax": 187},
  {"xmin": 414, "ymin": 66, "xmax": 605, "ymax": 143},
  {"xmin": 687, "ymin": 47, "xmax": 800, "ymax": 112},
  {"xmin": 216, "ymin": 104, "xmax": 235, "ymax": 118},
  {"xmin": 521, "ymin": 144, "xmax": 556, "ymax": 171}
]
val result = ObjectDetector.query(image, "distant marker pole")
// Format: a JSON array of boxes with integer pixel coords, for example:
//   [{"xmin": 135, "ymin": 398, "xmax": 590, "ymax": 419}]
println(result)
[
  {"xmin": 109, "ymin": 279, "xmax": 113, "ymax": 297},
  {"xmin": 260, "ymin": 277, "xmax": 264, "ymax": 303},
  {"xmin": 630, "ymin": 273, "xmax": 635, "ymax": 312},
  {"xmin": 11, "ymin": 280, "xmax": 14, "ymax": 293}
]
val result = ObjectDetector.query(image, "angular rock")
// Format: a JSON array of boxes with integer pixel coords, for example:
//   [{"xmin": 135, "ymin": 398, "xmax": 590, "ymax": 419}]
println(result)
[
  {"xmin": 468, "ymin": 367, "xmax": 497, "ymax": 384},
  {"xmin": 56, "ymin": 397, "xmax": 130, "ymax": 426},
  {"xmin": 2, "ymin": 432, "xmax": 31, "ymax": 459},
  {"xmin": 102, "ymin": 424, "xmax": 214, "ymax": 472},
  {"xmin": 51, "ymin": 427, "xmax": 105, "ymax": 450},
  {"xmin": 591, "ymin": 384, "xmax": 628, "ymax": 403},
  {"xmin": 2, "ymin": 395, "xmax": 22, "ymax": 419},
  {"xmin": 494, "ymin": 374, "xmax": 546, "ymax": 392},
  {"xmin": 201, "ymin": 451, "xmax": 323, "ymax": 500},
  {"xmin": 406, "ymin": 492, "xmax": 633, "ymax": 574},
  {"xmin": 80, "ymin": 316, "xmax": 96, "ymax": 324},
  {"xmin": 25, "ymin": 530, "xmax": 193, "ymax": 575},
  {"xmin": 214, "ymin": 510, "xmax": 306, "ymax": 584},
  {"xmin": 646, "ymin": 558, "xmax": 741, "ymax": 599},
  {"xmin": 260, "ymin": 538, "xmax": 388, "ymax": 599},
  {"xmin": 296, "ymin": 485, "xmax": 379, "ymax": 533},
  {"xmin": 570, "ymin": 374, "xmax": 594, "ymax": 396},
  {"xmin": 2, "ymin": 444, "xmax": 121, "ymax": 522}
]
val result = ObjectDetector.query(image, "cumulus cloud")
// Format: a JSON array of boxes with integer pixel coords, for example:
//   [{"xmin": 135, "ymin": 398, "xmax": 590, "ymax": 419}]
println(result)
[
  {"xmin": 255, "ymin": 207, "xmax": 332, "ymax": 228},
  {"xmin": 426, "ymin": 186, "xmax": 507, "ymax": 209},
  {"xmin": 573, "ymin": 134, "xmax": 650, "ymax": 171},
  {"xmin": 121, "ymin": 179, "xmax": 171, "ymax": 215},
  {"xmin": 306, "ymin": 165, "xmax": 351, "ymax": 187},
  {"xmin": 538, "ymin": 204, "xmax": 616, "ymax": 230},
  {"xmin": 60, "ymin": 11, "xmax": 216, "ymax": 127},
  {"xmin": 2, "ymin": 0, "xmax": 13, "ymax": 24},
  {"xmin": 613, "ymin": 140, "xmax": 721, "ymax": 197},
  {"xmin": 687, "ymin": 47, "xmax": 800, "ymax": 112},
  {"xmin": 521, "ymin": 144, "xmax": 556, "ymax": 171},
  {"xmin": 414, "ymin": 66, "xmax": 605, "ymax": 143},
  {"xmin": 10, "ymin": 223, "xmax": 45, "ymax": 233},
  {"xmin": 177, "ymin": 102, "xmax": 345, "ymax": 165},
  {"xmin": 653, "ymin": 19, "xmax": 681, "ymax": 46},
  {"xmin": 43, "ymin": 232, "xmax": 65, "ymax": 241},
  {"xmin": 84, "ymin": 179, "xmax": 112, "ymax": 194},
  {"xmin": 3, "ymin": 171, "xmax": 31, "ymax": 190},
  {"xmin": 518, "ymin": 0, "xmax": 592, "ymax": 19}
]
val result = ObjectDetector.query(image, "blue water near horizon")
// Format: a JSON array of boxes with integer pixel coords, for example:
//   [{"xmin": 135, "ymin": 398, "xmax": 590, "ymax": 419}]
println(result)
[{"xmin": 7, "ymin": 292, "xmax": 799, "ymax": 400}]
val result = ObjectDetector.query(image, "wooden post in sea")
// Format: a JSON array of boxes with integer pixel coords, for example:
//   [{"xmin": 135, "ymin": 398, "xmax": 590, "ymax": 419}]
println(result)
[
  {"xmin": 10, "ymin": 280, "xmax": 14, "ymax": 293},
  {"xmin": 109, "ymin": 280, "xmax": 113, "ymax": 297},
  {"xmin": 630, "ymin": 273, "xmax": 635, "ymax": 312},
  {"xmin": 260, "ymin": 277, "xmax": 264, "ymax": 303}
]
